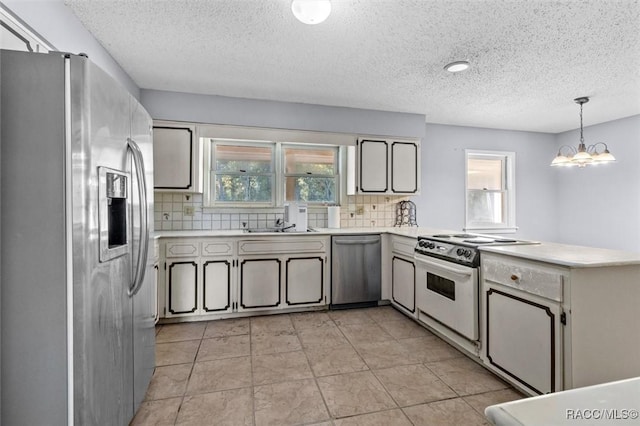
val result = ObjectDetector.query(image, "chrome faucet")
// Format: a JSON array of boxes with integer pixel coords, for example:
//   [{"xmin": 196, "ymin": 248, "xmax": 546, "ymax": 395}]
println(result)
[{"xmin": 275, "ymin": 217, "xmax": 295, "ymax": 232}]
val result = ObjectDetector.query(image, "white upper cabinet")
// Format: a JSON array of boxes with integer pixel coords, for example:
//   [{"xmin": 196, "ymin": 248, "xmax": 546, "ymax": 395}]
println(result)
[
  {"xmin": 391, "ymin": 141, "xmax": 419, "ymax": 193},
  {"xmin": 357, "ymin": 137, "xmax": 420, "ymax": 194},
  {"xmin": 359, "ymin": 140, "xmax": 389, "ymax": 192},
  {"xmin": 153, "ymin": 121, "xmax": 202, "ymax": 192}
]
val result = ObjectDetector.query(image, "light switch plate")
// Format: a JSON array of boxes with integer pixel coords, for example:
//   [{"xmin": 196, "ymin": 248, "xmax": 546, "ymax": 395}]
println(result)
[{"xmin": 183, "ymin": 205, "xmax": 195, "ymax": 216}]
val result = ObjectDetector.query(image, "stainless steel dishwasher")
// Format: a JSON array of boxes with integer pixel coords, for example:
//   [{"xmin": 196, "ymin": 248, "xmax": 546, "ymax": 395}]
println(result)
[{"xmin": 331, "ymin": 234, "xmax": 381, "ymax": 309}]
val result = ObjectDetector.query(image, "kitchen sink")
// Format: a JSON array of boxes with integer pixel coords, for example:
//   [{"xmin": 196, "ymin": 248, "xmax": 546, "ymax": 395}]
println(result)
[
  {"xmin": 243, "ymin": 227, "xmax": 317, "ymax": 233},
  {"xmin": 244, "ymin": 227, "xmax": 286, "ymax": 233}
]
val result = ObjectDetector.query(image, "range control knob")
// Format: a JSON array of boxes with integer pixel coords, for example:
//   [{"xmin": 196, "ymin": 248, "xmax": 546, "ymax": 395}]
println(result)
[
  {"xmin": 427, "ymin": 242, "xmax": 436, "ymax": 249},
  {"xmin": 464, "ymin": 249, "xmax": 472, "ymax": 258},
  {"xmin": 418, "ymin": 240, "xmax": 427, "ymax": 247},
  {"xmin": 456, "ymin": 248, "xmax": 464, "ymax": 256}
]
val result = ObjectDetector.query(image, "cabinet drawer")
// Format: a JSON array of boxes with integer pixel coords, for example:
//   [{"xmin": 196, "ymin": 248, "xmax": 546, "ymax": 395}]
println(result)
[
  {"xmin": 238, "ymin": 238, "xmax": 327, "ymax": 255},
  {"xmin": 391, "ymin": 236, "xmax": 416, "ymax": 257},
  {"xmin": 202, "ymin": 240, "xmax": 233, "ymax": 257},
  {"xmin": 482, "ymin": 255, "xmax": 564, "ymax": 302},
  {"xmin": 166, "ymin": 241, "xmax": 200, "ymax": 257}
]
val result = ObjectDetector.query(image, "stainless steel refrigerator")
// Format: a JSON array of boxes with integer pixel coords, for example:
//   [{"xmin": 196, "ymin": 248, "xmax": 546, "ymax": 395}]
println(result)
[{"xmin": 1, "ymin": 50, "xmax": 155, "ymax": 425}]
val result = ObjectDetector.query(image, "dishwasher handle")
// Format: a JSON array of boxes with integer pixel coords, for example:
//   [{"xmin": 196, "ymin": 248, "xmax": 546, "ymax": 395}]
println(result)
[{"xmin": 333, "ymin": 237, "xmax": 380, "ymax": 245}]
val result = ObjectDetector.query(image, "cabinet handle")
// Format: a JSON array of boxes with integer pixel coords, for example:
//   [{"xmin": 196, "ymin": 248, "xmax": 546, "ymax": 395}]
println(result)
[{"xmin": 510, "ymin": 274, "xmax": 519, "ymax": 281}]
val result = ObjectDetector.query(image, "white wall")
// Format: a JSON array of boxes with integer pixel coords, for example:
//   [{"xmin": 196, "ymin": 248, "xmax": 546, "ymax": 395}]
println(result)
[
  {"xmin": 141, "ymin": 89, "xmax": 426, "ymax": 138},
  {"xmin": 554, "ymin": 115, "xmax": 640, "ymax": 252},
  {"xmin": 416, "ymin": 123, "xmax": 559, "ymax": 241},
  {"xmin": 3, "ymin": 0, "xmax": 139, "ymax": 97}
]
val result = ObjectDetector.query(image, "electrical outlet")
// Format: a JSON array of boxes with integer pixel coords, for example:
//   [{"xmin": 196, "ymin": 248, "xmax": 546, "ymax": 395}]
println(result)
[
  {"xmin": 183, "ymin": 205, "xmax": 195, "ymax": 216},
  {"xmin": 356, "ymin": 205, "xmax": 364, "ymax": 215}
]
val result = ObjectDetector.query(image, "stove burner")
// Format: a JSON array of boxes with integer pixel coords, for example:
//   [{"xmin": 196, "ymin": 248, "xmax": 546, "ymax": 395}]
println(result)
[
  {"xmin": 464, "ymin": 240, "xmax": 493, "ymax": 244},
  {"xmin": 453, "ymin": 234, "xmax": 476, "ymax": 238},
  {"xmin": 494, "ymin": 239, "xmax": 517, "ymax": 243},
  {"xmin": 431, "ymin": 234, "xmax": 452, "ymax": 238}
]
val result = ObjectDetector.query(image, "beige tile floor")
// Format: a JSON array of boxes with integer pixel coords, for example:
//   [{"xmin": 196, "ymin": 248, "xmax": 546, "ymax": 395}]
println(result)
[{"xmin": 131, "ymin": 306, "xmax": 524, "ymax": 426}]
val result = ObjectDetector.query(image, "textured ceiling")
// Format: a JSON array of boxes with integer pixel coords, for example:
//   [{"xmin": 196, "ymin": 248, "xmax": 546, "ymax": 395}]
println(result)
[{"xmin": 65, "ymin": 0, "xmax": 640, "ymax": 133}]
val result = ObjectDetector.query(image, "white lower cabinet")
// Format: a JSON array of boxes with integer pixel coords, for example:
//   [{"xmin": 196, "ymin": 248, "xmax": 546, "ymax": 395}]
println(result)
[
  {"xmin": 166, "ymin": 259, "xmax": 199, "ymax": 315},
  {"xmin": 391, "ymin": 256, "xmax": 415, "ymax": 315},
  {"xmin": 484, "ymin": 282, "xmax": 563, "ymax": 395},
  {"xmin": 239, "ymin": 258, "xmax": 282, "ymax": 310},
  {"xmin": 153, "ymin": 263, "xmax": 160, "ymax": 323},
  {"xmin": 237, "ymin": 254, "xmax": 327, "ymax": 311},
  {"xmin": 285, "ymin": 256, "xmax": 325, "ymax": 306},
  {"xmin": 389, "ymin": 236, "xmax": 417, "ymax": 317},
  {"xmin": 481, "ymin": 251, "xmax": 640, "ymax": 396},
  {"xmin": 202, "ymin": 258, "xmax": 233, "ymax": 313},
  {"xmin": 481, "ymin": 254, "xmax": 564, "ymax": 395},
  {"xmin": 159, "ymin": 236, "xmax": 329, "ymax": 319}
]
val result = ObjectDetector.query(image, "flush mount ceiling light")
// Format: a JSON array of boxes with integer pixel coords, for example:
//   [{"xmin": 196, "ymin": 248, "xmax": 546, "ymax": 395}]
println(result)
[
  {"xmin": 550, "ymin": 97, "xmax": 616, "ymax": 168},
  {"xmin": 291, "ymin": 0, "xmax": 331, "ymax": 25},
  {"xmin": 444, "ymin": 60, "xmax": 470, "ymax": 73}
]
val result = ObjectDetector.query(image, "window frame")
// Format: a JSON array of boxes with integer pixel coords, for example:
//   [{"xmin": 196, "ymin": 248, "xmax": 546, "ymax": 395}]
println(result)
[
  {"xmin": 203, "ymin": 139, "xmax": 340, "ymax": 207},
  {"xmin": 281, "ymin": 143, "xmax": 340, "ymax": 206},
  {"xmin": 464, "ymin": 149, "xmax": 517, "ymax": 233},
  {"xmin": 206, "ymin": 139, "xmax": 276, "ymax": 207}
]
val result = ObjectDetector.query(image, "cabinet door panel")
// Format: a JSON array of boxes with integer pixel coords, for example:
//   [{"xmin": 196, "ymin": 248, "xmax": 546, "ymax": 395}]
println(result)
[
  {"xmin": 359, "ymin": 140, "xmax": 388, "ymax": 192},
  {"xmin": 286, "ymin": 257, "xmax": 324, "ymax": 305},
  {"xmin": 240, "ymin": 259, "xmax": 281, "ymax": 309},
  {"xmin": 167, "ymin": 261, "xmax": 198, "ymax": 315},
  {"xmin": 153, "ymin": 126, "xmax": 194, "ymax": 190},
  {"xmin": 392, "ymin": 256, "xmax": 415, "ymax": 313},
  {"xmin": 391, "ymin": 142, "xmax": 418, "ymax": 193},
  {"xmin": 203, "ymin": 260, "xmax": 232, "ymax": 312},
  {"xmin": 486, "ymin": 287, "xmax": 561, "ymax": 394},
  {"xmin": 153, "ymin": 264, "xmax": 159, "ymax": 322}
]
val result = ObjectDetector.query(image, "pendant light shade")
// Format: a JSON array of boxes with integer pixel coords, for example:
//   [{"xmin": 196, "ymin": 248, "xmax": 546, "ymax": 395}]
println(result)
[
  {"xmin": 291, "ymin": 0, "xmax": 331, "ymax": 25},
  {"xmin": 550, "ymin": 97, "xmax": 616, "ymax": 168}
]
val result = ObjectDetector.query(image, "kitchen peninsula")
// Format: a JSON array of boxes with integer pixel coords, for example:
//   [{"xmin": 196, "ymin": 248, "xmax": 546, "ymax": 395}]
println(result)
[{"xmin": 154, "ymin": 227, "xmax": 640, "ymax": 398}]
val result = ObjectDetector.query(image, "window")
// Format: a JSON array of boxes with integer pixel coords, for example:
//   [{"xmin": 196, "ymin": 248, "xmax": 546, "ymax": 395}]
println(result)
[
  {"xmin": 206, "ymin": 140, "xmax": 339, "ymax": 206},
  {"xmin": 465, "ymin": 150, "xmax": 516, "ymax": 232},
  {"xmin": 211, "ymin": 141, "xmax": 274, "ymax": 204},
  {"xmin": 283, "ymin": 145, "xmax": 338, "ymax": 203}
]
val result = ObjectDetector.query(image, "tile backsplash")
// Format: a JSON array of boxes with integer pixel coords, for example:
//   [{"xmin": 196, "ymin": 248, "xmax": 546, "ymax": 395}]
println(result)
[{"xmin": 154, "ymin": 193, "xmax": 411, "ymax": 231}]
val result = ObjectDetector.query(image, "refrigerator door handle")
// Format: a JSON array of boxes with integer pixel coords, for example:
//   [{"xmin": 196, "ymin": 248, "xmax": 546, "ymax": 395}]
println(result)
[{"xmin": 127, "ymin": 137, "xmax": 149, "ymax": 296}]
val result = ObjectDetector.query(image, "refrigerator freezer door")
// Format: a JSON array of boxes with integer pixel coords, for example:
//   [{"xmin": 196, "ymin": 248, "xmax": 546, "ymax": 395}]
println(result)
[{"xmin": 1, "ymin": 50, "xmax": 69, "ymax": 426}]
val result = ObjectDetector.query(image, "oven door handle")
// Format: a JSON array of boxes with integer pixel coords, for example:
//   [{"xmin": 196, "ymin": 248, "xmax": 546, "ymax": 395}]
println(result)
[{"xmin": 418, "ymin": 260, "xmax": 473, "ymax": 277}]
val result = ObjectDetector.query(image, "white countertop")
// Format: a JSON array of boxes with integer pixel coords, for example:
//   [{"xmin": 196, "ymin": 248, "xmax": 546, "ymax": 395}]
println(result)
[
  {"xmin": 480, "ymin": 242, "xmax": 640, "ymax": 267},
  {"xmin": 485, "ymin": 377, "xmax": 640, "ymax": 425},
  {"xmin": 154, "ymin": 228, "xmax": 640, "ymax": 267},
  {"xmin": 154, "ymin": 226, "xmax": 449, "ymax": 239}
]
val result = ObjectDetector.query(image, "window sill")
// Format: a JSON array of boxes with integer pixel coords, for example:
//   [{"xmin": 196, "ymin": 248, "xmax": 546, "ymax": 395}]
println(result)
[
  {"xmin": 463, "ymin": 226, "xmax": 518, "ymax": 234},
  {"xmin": 201, "ymin": 205, "xmax": 337, "ymax": 214}
]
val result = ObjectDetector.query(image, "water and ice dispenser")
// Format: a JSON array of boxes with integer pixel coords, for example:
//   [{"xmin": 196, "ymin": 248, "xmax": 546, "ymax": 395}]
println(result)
[{"xmin": 98, "ymin": 167, "xmax": 130, "ymax": 262}]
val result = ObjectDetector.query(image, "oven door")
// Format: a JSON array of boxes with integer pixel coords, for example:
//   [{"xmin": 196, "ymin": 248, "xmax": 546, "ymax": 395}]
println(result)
[{"xmin": 415, "ymin": 254, "xmax": 479, "ymax": 340}]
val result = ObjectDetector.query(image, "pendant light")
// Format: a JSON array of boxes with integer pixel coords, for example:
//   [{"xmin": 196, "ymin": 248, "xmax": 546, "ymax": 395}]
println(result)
[
  {"xmin": 291, "ymin": 0, "xmax": 331, "ymax": 25},
  {"xmin": 550, "ymin": 97, "xmax": 616, "ymax": 168}
]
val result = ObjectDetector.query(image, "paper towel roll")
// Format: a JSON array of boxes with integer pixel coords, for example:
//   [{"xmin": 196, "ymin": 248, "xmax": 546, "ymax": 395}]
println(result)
[{"xmin": 327, "ymin": 206, "xmax": 341, "ymax": 228}]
